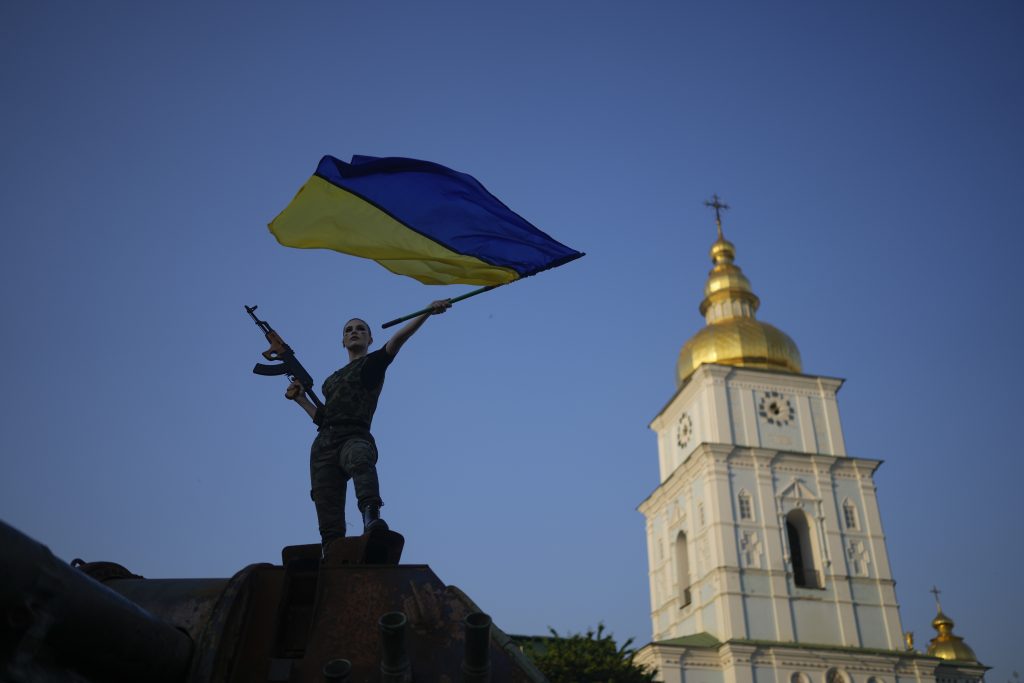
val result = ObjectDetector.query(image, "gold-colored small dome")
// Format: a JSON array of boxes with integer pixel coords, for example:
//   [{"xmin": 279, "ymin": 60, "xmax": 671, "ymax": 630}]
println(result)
[
  {"xmin": 676, "ymin": 213, "xmax": 802, "ymax": 387},
  {"xmin": 704, "ymin": 240, "xmax": 753, "ymax": 298},
  {"xmin": 927, "ymin": 610, "xmax": 978, "ymax": 662}
]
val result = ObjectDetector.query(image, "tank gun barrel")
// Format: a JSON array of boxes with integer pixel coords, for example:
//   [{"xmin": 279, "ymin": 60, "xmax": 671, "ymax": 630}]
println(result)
[{"xmin": 0, "ymin": 519, "xmax": 194, "ymax": 683}]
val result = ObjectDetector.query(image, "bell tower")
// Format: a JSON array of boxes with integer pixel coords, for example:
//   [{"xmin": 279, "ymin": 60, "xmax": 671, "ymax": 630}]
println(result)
[{"xmin": 638, "ymin": 199, "xmax": 904, "ymax": 650}]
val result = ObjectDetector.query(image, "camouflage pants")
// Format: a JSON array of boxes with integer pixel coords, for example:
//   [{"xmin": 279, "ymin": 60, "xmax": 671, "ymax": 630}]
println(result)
[{"xmin": 309, "ymin": 428, "xmax": 382, "ymax": 545}]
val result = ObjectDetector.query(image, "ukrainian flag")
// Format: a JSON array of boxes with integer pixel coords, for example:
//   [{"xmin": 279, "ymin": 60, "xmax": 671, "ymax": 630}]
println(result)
[{"xmin": 268, "ymin": 155, "xmax": 584, "ymax": 286}]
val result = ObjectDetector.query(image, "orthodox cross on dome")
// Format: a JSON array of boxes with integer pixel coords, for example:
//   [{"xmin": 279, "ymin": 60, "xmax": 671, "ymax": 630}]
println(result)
[
  {"xmin": 930, "ymin": 585, "xmax": 943, "ymax": 611},
  {"xmin": 704, "ymin": 194, "xmax": 730, "ymax": 239}
]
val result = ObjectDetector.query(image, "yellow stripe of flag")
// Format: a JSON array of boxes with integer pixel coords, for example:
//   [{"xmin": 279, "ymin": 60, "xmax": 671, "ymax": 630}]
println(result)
[{"xmin": 269, "ymin": 176, "xmax": 519, "ymax": 286}]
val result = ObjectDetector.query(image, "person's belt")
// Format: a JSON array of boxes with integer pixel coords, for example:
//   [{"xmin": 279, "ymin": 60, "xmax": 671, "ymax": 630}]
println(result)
[{"xmin": 325, "ymin": 420, "xmax": 371, "ymax": 430}]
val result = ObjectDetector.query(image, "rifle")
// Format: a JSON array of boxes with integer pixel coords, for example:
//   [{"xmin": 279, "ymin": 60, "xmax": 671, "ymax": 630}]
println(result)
[{"xmin": 245, "ymin": 305, "xmax": 324, "ymax": 414}]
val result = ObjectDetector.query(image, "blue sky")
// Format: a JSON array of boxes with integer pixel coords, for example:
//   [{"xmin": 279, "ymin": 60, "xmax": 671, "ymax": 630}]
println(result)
[{"xmin": 1, "ymin": 1, "xmax": 1021, "ymax": 678}]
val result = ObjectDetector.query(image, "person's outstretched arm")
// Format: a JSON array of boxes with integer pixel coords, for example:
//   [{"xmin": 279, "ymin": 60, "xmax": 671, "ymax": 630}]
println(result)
[{"xmin": 384, "ymin": 299, "xmax": 451, "ymax": 357}]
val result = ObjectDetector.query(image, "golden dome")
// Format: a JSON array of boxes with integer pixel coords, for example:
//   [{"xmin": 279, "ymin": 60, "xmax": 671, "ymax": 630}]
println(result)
[
  {"xmin": 927, "ymin": 609, "xmax": 978, "ymax": 662},
  {"xmin": 676, "ymin": 205, "xmax": 802, "ymax": 387},
  {"xmin": 678, "ymin": 318, "xmax": 802, "ymax": 383}
]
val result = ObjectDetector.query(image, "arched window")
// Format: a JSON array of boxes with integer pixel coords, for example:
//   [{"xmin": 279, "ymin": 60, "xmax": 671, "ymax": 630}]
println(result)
[
  {"xmin": 675, "ymin": 531, "xmax": 692, "ymax": 607},
  {"xmin": 785, "ymin": 509, "xmax": 822, "ymax": 589},
  {"xmin": 842, "ymin": 499, "xmax": 859, "ymax": 530},
  {"xmin": 826, "ymin": 668, "xmax": 850, "ymax": 683},
  {"xmin": 738, "ymin": 490, "xmax": 754, "ymax": 520}
]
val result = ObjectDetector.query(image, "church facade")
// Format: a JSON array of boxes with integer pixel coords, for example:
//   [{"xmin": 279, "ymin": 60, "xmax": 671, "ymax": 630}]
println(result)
[{"xmin": 634, "ymin": 202, "xmax": 985, "ymax": 683}]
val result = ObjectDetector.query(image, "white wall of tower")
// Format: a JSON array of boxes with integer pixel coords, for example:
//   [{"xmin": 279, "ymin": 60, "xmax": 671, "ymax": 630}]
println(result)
[
  {"xmin": 640, "ymin": 364, "xmax": 904, "ymax": 651},
  {"xmin": 653, "ymin": 366, "xmax": 848, "ymax": 481}
]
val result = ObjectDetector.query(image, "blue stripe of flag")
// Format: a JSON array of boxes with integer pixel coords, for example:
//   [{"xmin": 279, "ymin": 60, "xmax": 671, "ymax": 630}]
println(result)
[{"xmin": 313, "ymin": 155, "xmax": 583, "ymax": 278}]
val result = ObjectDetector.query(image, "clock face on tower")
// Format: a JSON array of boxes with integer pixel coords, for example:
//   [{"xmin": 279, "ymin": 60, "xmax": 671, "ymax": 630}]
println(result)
[
  {"xmin": 676, "ymin": 412, "xmax": 693, "ymax": 450},
  {"xmin": 758, "ymin": 391, "xmax": 795, "ymax": 426}
]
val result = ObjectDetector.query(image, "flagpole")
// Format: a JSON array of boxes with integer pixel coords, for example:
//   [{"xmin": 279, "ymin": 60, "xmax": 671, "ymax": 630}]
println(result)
[{"xmin": 381, "ymin": 284, "xmax": 503, "ymax": 329}]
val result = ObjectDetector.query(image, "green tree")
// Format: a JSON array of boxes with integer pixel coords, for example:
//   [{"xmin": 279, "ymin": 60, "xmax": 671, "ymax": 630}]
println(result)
[{"xmin": 528, "ymin": 624, "xmax": 658, "ymax": 683}]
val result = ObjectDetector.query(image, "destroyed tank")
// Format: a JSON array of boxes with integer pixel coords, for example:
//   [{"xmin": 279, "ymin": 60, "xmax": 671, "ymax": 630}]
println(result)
[{"xmin": 0, "ymin": 519, "xmax": 548, "ymax": 682}]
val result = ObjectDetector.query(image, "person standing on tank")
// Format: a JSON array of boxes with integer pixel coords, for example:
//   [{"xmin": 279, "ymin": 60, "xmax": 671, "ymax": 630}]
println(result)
[{"xmin": 287, "ymin": 299, "xmax": 452, "ymax": 553}]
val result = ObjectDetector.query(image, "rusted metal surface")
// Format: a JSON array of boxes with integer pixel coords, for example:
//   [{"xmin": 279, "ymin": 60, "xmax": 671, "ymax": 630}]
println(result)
[
  {"xmin": 2, "ymin": 520, "xmax": 547, "ymax": 682},
  {"xmin": 323, "ymin": 527, "xmax": 406, "ymax": 566},
  {"xmin": 205, "ymin": 564, "xmax": 286, "ymax": 682},
  {"xmin": 106, "ymin": 578, "xmax": 229, "ymax": 644},
  {"xmin": 289, "ymin": 564, "xmax": 542, "ymax": 682},
  {"xmin": 217, "ymin": 532, "xmax": 546, "ymax": 681}
]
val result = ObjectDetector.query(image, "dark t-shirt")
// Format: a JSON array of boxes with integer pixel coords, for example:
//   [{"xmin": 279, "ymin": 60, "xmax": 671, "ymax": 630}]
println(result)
[{"xmin": 314, "ymin": 348, "xmax": 394, "ymax": 430}]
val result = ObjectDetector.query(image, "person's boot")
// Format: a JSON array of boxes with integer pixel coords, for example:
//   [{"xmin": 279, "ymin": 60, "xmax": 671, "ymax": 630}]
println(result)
[{"xmin": 362, "ymin": 504, "xmax": 388, "ymax": 533}]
